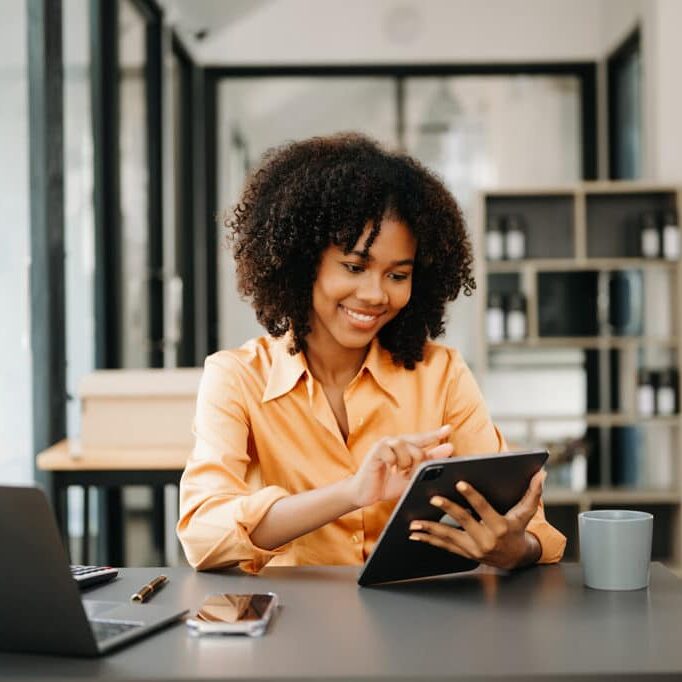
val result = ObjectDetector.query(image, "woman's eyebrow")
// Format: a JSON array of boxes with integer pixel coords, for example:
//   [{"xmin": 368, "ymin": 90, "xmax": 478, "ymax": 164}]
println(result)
[{"xmin": 347, "ymin": 250, "xmax": 414, "ymax": 266}]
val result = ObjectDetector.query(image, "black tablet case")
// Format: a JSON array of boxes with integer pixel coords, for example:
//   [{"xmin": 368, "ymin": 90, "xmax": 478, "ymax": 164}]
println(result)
[{"xmin": 358, "ymin": 449, "xmax": 548, "ymax": 586}]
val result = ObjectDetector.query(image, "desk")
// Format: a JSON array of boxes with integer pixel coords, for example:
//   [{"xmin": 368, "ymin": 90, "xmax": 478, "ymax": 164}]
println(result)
[
  {"xmin": 37, "ymin": 439, "xmax": 188, "ymax": 565},
  {"xmin": 2, "ymin": 563, "xmax": 682, "ymax": 681}
]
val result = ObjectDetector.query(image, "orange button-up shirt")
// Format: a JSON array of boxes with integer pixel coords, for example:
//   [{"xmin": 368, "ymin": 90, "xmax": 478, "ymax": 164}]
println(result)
[{"xmin": 177, "ymin": 335, "xmax": 566, "ymax": 573}]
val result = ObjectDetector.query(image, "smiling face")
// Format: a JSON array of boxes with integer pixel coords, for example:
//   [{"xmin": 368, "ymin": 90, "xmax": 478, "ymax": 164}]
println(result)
[{"xmin": 307, "ymin": 215, "xmax": 417, "ymax": 355}]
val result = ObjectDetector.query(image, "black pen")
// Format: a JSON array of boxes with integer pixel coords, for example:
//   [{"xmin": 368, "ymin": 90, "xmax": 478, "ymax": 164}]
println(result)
[{"xmin": 130, "ymin": 575, "xmax": 168, "ymax": 603}]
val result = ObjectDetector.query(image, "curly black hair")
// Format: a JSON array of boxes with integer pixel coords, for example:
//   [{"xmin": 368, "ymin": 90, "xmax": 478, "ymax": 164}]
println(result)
[{"xmin": 225, "ymin": 132, "xmax": 475, "ymax": 369}]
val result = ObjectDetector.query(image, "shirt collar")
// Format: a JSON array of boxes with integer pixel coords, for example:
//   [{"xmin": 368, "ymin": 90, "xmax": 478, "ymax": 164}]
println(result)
[
  {"xmin": 262, "ymin": 334, "xmax": 308, "ymax": 403},
  {"xmin": 359, "ymin": 337, "xmax": 402, "ymax": 407},
  {"xmin": 262, "ymin": 335, "xmax": 403, "ymax": 407}
]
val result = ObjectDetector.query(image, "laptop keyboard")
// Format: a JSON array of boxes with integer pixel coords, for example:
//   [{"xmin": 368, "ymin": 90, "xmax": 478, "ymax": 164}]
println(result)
[
  {"xmin": 90, "ymin": 619, "xmax": 143, "ymax": 642},
  {"xmin": 70, "ymin": 564, "xmax": 119, "ymax": 588}
]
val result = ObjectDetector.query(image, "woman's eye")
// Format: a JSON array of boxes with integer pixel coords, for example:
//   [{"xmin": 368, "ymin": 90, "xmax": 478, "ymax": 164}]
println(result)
[
  {"xmin": 343, "ymin": 263, "xmax": 364, "ymax": 274},
  {"xmin": 389, "ymin": 272, "xmax": 410, "ymax": 281}
]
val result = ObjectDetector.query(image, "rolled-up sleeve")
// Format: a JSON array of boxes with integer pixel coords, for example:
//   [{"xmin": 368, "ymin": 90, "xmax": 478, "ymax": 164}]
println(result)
[
  {"xmin": 176, "ymin": 355, "xmax": 291, "ymax": 573},
  {"xmin": 445, "ymin": 351, "xmax": 566, "ymax": 565}
]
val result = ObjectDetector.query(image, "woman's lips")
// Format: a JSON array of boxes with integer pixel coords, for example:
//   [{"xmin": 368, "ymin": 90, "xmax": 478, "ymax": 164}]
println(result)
[{"xmin": 339, "ymin": 305, "xmax": 384, "ymax": 330}]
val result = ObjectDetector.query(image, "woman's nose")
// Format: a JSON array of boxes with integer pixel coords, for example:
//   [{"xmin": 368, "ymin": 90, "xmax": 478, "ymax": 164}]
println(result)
[{"xmin": 357, "ymin": 275, "xmax": 389, "ymax": 305}]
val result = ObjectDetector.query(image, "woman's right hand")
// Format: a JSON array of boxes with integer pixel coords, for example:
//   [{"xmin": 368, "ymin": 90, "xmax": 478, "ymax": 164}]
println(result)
[{"xmin": 347, "ymin": 425, "xmax": 454, "ymax": 508}]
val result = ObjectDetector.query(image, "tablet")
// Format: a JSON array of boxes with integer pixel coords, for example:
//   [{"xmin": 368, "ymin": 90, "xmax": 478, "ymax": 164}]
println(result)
[{"xmin": 357, "ymin": 449, "xmax": 548, "ymax": 586}]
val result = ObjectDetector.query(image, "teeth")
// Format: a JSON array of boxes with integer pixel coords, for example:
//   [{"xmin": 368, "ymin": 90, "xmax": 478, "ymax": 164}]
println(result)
[{"xmin": 344, "ymin": 308, "xmax": 377, "ymax": 322}]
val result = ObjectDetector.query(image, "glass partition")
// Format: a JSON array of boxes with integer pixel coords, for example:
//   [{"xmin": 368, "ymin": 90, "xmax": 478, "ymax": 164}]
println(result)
[
  {"xmin": 0, "ymin": 1, "xmax": 31, "ymax": 484},
  {"xmin": 64, "ymin": 0, "xmax": 96, "ymax": 441},
  {"xmin": 119, "ymin": 0, "xmax": 150, "ymax": 368}
]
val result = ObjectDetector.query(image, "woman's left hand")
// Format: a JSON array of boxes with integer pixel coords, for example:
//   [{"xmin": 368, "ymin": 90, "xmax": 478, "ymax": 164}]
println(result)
[{"xmin": 408, "ymin": 469, "xmax": 546, "ymax": 570}]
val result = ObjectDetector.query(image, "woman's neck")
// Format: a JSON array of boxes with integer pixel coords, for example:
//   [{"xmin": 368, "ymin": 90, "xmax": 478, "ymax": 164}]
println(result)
[{"xmin": 304, "ymin": 338, "xmax": 369, "ymax": 388}]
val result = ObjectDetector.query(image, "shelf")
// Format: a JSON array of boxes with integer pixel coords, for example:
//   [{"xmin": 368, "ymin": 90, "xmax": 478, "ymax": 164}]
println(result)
[
  {"xmin": 487, "ymin": 258, "xmax": 679, "ymax": 272},
  {"xmin": 481, "ymin": 182, "xmax": 680, "ymax": 196},
  {"xmin": 544, "ymin": 487, "xmax": 680, "ymax": 505},
  {"xmin": 481, "ymin": 182, "xmax": 682, "ymax": 567},
  {"xmin": 494, "ymin": 413, "xmax": 680, "ymax": 427},
  {"xmin": 583, "ymin": 181, "xmax": 681, "ymax": 194},
  {"xmin": 489, "ymin": 337, "xmax": 678, "ymax": 350}
]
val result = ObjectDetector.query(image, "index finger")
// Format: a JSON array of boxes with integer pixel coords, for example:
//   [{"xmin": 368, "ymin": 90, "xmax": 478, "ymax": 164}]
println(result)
[{"xmin": 401, "ymin": 424, "xmax": 452, "ymax": 448}]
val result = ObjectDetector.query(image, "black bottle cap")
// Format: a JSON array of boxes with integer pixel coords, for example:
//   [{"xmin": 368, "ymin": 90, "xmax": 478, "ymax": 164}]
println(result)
[
  {"xmin": 657, "ymin": 368, "xmax": 676, "ymax": 388},
  {"xmin": 506, "ymin": 215, "xmax": 525, "ymax": 232},
  {"xmin": 641, "ymin": 212, "xmax": 658, "ymax": 230},
  {"xmin": 506, "ymin": 291, "xmax": 526, "ymax": 311},
  {"xmin": 638, "ymin": 368, "xmax": 653, "ymax": 385},
  {"xmin": 662, "ymin": 210, "xmax": 678, "ymax": 226},
  {"xmin": 487, "ymin": 216, "xmax": 503, "ymax": 232},
  {"xmin": 487, "ymin": 291, "xmax": 503, "ymax": 308}
]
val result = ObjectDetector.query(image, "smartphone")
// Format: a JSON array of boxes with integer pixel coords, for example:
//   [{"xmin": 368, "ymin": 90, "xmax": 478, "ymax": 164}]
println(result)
[{"xmin": 185, "ymin": 592, "xmax": 279, "ymax": 637}]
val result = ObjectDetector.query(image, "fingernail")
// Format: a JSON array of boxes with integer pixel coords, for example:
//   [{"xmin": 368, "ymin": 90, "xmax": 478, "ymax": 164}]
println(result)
[
  {"xmin": 430, "ymin": 496, "xmax": 443, "ymax": 507},
  {"xmin": 456, "ymin": 481, "xmax": 467, "ymax": 492},
  {"xmin": 409, "ymin": 533, "xmax": 421, "ymax": 541},
  {"xmin": 410, "ymin": 521, "xmax": 423, "ymax": 531}
]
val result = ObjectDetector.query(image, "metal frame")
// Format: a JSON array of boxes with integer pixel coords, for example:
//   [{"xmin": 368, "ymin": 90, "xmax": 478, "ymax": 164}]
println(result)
[
  {"xmin": 143, "ymin": 2, "xmax": 165, "ymax": 367},
  {"xmin": 204, "ymin": 72, "xmax": 219, "ymax": 355},
  {"xmin": 206, "ymin": 63, "xmax": 598, "ymax": 181},
  {"xmin": 190, "ymin": 66, "xmax": 210, "ymax": 361},
  {"xmin": 172, "ymin": 35, "xmax": 197, "ymax": 366},
  {"xmin": 28, "ymin": 0, "xmax": 67, "ymax": 484},
  {"xmin": 607, "ymin": 27, "xmax": 641, "ymax": 180},
  {"xmin": 91, "ymin": 0, "xmax": 121, "ymax": 370},
  {"xmin": 50, "ymin": 468, "xmax": 182, "ymax": 565},
  {"xmin": 205, "ymin": 61, "xmax": 599, "ymax": 353}
]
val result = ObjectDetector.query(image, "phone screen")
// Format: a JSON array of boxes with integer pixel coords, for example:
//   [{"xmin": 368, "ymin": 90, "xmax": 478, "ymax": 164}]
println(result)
[{"xmin": 194, "ymin": 593, "xmax": 275, "ymax": 625}]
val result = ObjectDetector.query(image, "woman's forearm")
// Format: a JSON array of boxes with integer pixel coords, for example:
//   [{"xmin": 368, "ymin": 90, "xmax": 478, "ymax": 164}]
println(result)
[{"xmin": 250, "ymin": 477, "xmax": 359, "ymax": 551}]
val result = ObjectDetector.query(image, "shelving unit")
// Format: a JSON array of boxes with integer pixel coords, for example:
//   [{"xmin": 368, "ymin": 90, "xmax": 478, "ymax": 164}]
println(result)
[{"xmin": 476, "ymin": 182, "xmax": 682, "ymax": 563}]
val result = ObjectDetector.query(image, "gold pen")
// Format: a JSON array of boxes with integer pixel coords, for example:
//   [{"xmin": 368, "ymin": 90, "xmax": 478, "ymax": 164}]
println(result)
[{"xmin": 130, "ymin": 575, "xmax": 168, "ymax": 603}]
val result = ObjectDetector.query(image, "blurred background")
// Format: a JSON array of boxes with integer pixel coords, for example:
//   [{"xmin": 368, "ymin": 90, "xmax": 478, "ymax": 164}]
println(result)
[{"xmin": 2, "ymin": 0, "xmax": 681, "ymax": 567}]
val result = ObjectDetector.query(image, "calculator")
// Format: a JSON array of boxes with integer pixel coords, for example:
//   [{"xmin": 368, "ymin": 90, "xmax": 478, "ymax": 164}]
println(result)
[{"xmin": 70, "ymin": 564, "xmax": 119, "ymax": 588}]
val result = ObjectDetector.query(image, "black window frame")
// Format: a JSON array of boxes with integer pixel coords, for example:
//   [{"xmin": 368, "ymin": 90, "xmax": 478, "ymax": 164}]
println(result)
[
  {"xmin": 28, "ymin": 0, "xmax": 67, "ymax": 484},
  {"xmin": 607, "ymin": 27, "xmax": 642, "ymax": 180},
  {"xmin": 204, "ymin": 62, "xmax": 598, "ymax": 355}
]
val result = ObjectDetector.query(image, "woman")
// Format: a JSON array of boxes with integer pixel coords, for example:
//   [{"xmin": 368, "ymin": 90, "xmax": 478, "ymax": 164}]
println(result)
[{"xmin": 177, "ymin": 133, "xmax": 566, "ymax": 573}]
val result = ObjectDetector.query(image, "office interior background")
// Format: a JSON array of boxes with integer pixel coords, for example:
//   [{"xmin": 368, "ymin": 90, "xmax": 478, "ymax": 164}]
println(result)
[{"xmin": 2, "ymin": 0, "xmax": 682, "ymax": 567}]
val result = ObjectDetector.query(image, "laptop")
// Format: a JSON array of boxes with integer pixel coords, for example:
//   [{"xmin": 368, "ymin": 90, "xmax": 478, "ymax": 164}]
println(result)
[{"xmin": 0, "ymin": 485, "xmax": 188, "ymax": 656}]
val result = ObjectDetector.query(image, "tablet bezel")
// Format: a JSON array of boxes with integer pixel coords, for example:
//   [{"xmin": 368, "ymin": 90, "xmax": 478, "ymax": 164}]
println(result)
[{"xmin": 357, "ymin": 449, "xmax": 548, "ymax": 587}]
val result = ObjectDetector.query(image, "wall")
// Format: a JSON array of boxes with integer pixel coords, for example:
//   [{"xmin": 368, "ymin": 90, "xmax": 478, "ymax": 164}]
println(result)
[
  {"xmin": 0, "ymin": 3, "xmax": 32, "ymax": 484},
  {"xmin": 599, "ymin": 0, "xmax": 682, "ymax": 181},
  {"xmin": 648, "ymin": 0, "xmax": 682, "ymax": 181},
  {"xmin": 196, "ymin": 0, "xmax": 604, "ymax": 64}
]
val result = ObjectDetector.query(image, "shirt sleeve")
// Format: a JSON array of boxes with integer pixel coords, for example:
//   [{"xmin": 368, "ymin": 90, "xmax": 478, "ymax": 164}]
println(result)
[
  {"xmin": 176, "ymin": 354, "xmax": 291, "ymax": 574},
  {"xmin": 444, "ymin": 350, "xmax": 566, "ymax": 565}
]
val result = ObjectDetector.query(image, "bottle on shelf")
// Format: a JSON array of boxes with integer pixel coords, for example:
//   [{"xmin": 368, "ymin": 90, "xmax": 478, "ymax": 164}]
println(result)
[
  {"xmin": 486, "ymin": 291, "xmax": 505, "ymax": 343},
  {"xmin": 505, "ymin": 292, "xmax": 527, "ymax": 341},
  {"xmin": 485, "ymin": 216, "xmax": 504, "ymax": 261},
  {"xmin": 636, "ymin": 368, "xmax": 656, "ymax": 417},
  {"xmin": 504, "ymin": 215, "xmax": 526, "ymax": 260},
  {"xmin": 655, "ymin": 369, "xmax": 677, "ymax": 416},
  {"xmin": 661, "ymin": 210, "xmax": 680, "ymax": 261},
  {"xmin": 639, "ymin": 212, "xmax": 660, "ymax": 259}
]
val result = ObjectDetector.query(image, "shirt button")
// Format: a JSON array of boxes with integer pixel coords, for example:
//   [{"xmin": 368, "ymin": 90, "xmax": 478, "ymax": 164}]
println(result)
[
  {"xmin": 351, "ymin": 534, "xmax": 360, "ymax": 544},
  {"xmin": 357, "ymin": 418, "xmax": 364, "ymax": 427}
]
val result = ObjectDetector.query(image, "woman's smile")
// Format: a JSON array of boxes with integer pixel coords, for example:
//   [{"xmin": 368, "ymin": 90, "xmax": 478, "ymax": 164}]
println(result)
[{"xmin": 339, "ymin": 304, "xmax": 385, "ymax": 330}]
